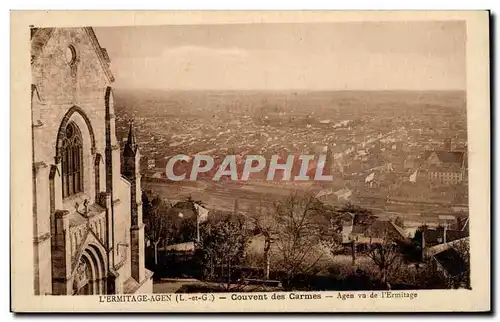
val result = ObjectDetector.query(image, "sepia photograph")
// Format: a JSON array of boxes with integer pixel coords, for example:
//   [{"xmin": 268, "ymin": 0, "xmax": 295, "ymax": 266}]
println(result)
[{"xmin": 11, "ymin": 10, "xmax": 490, "ymax": 312}]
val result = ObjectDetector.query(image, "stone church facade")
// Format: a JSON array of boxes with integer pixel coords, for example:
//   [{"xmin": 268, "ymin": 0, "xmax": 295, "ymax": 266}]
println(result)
[{"xmin": 31, "ymin": 27, "xmax": 153, "ymax": 295}]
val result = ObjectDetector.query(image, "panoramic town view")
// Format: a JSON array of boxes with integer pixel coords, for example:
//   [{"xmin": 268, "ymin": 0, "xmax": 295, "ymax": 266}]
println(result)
[{"xmin": 93, "ymin": 21, "xmax": 470, "ymax": 293}]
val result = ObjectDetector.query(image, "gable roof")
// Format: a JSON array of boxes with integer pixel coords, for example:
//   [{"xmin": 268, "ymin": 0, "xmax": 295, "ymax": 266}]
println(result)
[
  {"xmin": 351, "ymin": 219, "xmax": 406, "ymax": 240},
  {"xmin": 424, "ymin": 151, "xmax": 465, "ymax": 165},
  {"xmin": 31, "ymin": 27, "xmax": 114, "ymax": 82}
]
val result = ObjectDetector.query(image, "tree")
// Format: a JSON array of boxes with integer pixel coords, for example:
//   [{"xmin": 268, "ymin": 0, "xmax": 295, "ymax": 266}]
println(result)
[
  {"xmin": 449, "ymin": 239, "xmax": 470, "ymax": 289},
  {"xmin": 177, "ymin": 216, "xmax": 196, "ymax": 243},
  {"xmin": 271, "ymin": 191, "xmax": 331, "ymax": 287},
  {"xmin": 143, "ymin": 193, "xmax": 174, "ymax": 265},
  {"xmin": 172, "ymin": 195, "xmax": 205, "ymax": 242},
  {"xmin": 195, "ymin": 213, "xmax": 250, "ymax": 291},
  {"xmin": 174, "ymin": 194, "xmax": 204, "ymax": 212},
  {"xmin": 319, "ymin": 207, "xmax": 344, "ymax": 259},
  {"xmin": 248, "ymin": 202, "xmax": 277, "ymax": 280},
  {"xmin": 366, "ymin": 237, "xmax": 401, "ymax": 288},
  {"xmin": 414, "ymin": 263, "xmax": 448, "ymax": 289},
  {"xmin": 320, "ymin": 204, "xmax": 345, "ymax": 257},
  {"xmin": 337, "ymin": 202, "xmax": 376, "ymax": 226}
]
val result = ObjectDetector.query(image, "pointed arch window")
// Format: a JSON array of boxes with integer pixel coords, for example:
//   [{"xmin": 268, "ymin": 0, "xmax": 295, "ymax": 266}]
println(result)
[{"xmin": 62, "ymin": 122, "xmax": 84, "ymax": 198}]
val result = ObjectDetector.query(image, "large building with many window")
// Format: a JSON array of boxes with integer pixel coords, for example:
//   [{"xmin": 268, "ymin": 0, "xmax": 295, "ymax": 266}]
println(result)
[
  {"xmin": 422, "ymin": 150, "xmax": 467, "ymax": 185},
  {"xmin": 31, "ymin": 27, "xmax": 152, "ymax": 295}
]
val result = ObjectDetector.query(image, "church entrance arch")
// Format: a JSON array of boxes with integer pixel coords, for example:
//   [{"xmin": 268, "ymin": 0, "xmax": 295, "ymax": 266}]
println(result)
[{"xmin": 73, "ymin": 243, "xmax": 106, "ymax": 295}]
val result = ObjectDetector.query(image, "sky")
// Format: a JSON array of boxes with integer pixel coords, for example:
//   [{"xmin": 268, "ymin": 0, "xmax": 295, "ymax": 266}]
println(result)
[{"xmin": 94, "ymin": 21, "xmax": 466, "ymax": 91}]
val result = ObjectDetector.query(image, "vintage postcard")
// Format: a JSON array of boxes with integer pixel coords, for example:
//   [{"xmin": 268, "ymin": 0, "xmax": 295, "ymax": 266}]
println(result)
[{"xmin": 10, "ymin": 11, "xmax": 490, "ymax": 312}]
